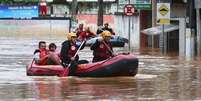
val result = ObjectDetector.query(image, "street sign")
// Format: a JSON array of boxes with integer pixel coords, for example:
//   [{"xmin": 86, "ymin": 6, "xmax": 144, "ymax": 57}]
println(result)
[
  {"xmin": 124, "ymin": 4, "xmax": 135, "ymax": 16},
  {"xmin": 134, "ymin": 4, "xmax": 152, "ymax": 10},
  {"xmin": 157, "ymin": 3, "xmax": 170, "ymax": 25}
]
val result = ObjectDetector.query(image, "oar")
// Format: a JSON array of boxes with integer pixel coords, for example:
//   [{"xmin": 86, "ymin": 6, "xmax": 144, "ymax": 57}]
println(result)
[
  {"xmin": 61, "ymin": 39, "xmax": 86, "ymax": 77},
  {"xmin": 102, "ymin": 40, "xmax": 115, "ymax": 56}
]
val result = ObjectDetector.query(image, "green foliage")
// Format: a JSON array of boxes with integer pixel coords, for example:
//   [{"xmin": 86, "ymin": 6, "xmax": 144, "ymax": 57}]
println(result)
[
  {"xmin": 0, "ymin": 0, "xmax": 38, "ymax": 4},
  {"xmin": 0, "ymin": 0, "xmax": 13, "ymax": 4}
]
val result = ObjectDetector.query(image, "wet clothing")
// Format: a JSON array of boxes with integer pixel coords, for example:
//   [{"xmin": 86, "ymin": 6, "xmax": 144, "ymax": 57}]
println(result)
[
  {"xmin": 60, "ymin": 40, "xmax": 80, "ymax": 65},
  {"xmin": 76, "ymin": 28, "xmax": 84, "ymax": 37},
  {"xmin": 91, "ymin": 39, "xmax": 113, "ymax": 62},
  {"xmin": 79, "ymin": 31, "xmax": 95, "ymax": 40},
  {"xmin": 33, "ymin": 49, "xmax": 48, "ymax": 65},
  {"xmin": 60, "ymin": 40, "xmax": 87, "ymax": 75}
]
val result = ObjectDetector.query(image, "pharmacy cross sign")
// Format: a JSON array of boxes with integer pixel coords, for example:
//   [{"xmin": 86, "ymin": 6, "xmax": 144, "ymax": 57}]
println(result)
[{"xmin": 124, "ymin": 4, "xmax": 135, "ymax": 16}]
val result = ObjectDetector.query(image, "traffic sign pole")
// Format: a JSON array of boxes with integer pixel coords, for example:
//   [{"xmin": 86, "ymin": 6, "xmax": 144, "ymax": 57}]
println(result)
[
  {"xmin": 129, "ymin": 0, "xmax": 131, "ymax": 51},
  {"xmin": 162, "ymin": 24, "xmax": 165, "ymax": 54},
  {"xmin": 157, "ymin": 3, "xmax": 170, "ymax": 54},
  {"xmin": 124, "ymin": 2, "xmax": 135, "ymax": 51},
  {"xmin": 128, "ymin": 15, "xmax": 131, "ymax": 51}
]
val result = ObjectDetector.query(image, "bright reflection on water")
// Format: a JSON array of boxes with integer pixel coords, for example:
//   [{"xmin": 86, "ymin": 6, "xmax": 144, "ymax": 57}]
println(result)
[{"xmin": 0, "ymin": 38, "xmax": 201, "ymax": 101}]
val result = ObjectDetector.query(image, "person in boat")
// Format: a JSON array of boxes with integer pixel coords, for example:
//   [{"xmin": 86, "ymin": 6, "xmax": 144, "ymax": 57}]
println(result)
[
  {"xmin": 60, "ymin": 32, "xmax": 88, "ymax": 75},
  {"xmin": 78, "ymin": 26, "xmax": 96, "ymax": 41},
  {"xmin": 47, "ymin": 43, "xmax": 61, "ymax": 65},
  {"xmin": 75, "ymin": 23, "xmax": 84, "ymax": 37},
  {"xmin": 91, "ymin": 31, "xmax": 115, "ymax": 62},
  {"xmin": 33, "ymin": 41, "xmax": 60, "ymax": 65},
  {"xmin": 96, "ymin": 22, "xmax": 115, "ymax": 35}
]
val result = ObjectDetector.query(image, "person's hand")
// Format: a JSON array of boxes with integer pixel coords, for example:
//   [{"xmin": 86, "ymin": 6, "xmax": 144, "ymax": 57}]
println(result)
[
  {"xmin": 70, "ymin": 57, "xmax": 75, "ymax": 61},
  {"xmin": 97, "ymin": 37, "xmax": 103, "ymax": 42},
  {"xmin": 111, "ymin": 53, "xmax": 117, "ymax": 57}
]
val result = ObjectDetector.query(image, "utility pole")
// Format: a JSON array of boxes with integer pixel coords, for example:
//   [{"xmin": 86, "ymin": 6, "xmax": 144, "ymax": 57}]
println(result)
[
  {"xmin": 186, "ymin": 0, "xmax": 196, "ymax": 58},
  {"xmin": 71, "ymin": 0, "xmax": 78, "ymax": 19},
  {"xmin": 195, "ymin": 0, "xmax": 201, "ymax": 56},
  {"xmin": 71, "ymin": 0, "xmax": 78, "ymax": 31},
  {"xmin": 97, "ymin": 0, "xmax": 104, "ymax": 26},
  {"xmin": 152, "ymin": 0, "xmax": 156, "ymax": 49}
]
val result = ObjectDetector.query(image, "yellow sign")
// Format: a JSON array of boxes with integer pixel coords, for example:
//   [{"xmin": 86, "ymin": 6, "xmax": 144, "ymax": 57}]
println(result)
[
  {"xmin": 159, "ymin": 4, "xmax": 169, "ymax": 16},
  {"xmin": 157, "ymin": 3, "xmax": 170, "ymax": 25},
  {"xmin": 157, "ymin": 19, "xmax": 170, "ymax": 24}
]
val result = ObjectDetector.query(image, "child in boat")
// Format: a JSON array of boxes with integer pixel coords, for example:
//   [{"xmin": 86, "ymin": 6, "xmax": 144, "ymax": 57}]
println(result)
[
  {"xmin": 33, "ymin": 41, "xmax": 60, "ymax": 65},
  {"xmin": 46, "ymin": 43, "xmax": 61, "ymax": 65},
  {"xmin": 91, "ymin": 31, "xmax": 114, "ymax": 62}
]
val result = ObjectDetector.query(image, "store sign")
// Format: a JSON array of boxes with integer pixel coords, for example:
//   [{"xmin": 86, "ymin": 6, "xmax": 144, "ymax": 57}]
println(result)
[
  {"xmin": 134, "ymin": 0, "xmax": 151, "ymax": 10},
  {"xmin": 66, "ymin": 0, "xmax": 115, "ymax": 2},
  {"xmin": 135, "ymin": 0, "xmax": 151, "ymax": 4},
  {"xmin": 0, "ymin": 5, "xmax": 38, "ymax": 18},
  {"xmin": 157, "ymin": 3, "xmax": 170, "ymax": 25},
  {"xmin": 134, "ymin": 4, "xmax": 151, "ymax": 10}
]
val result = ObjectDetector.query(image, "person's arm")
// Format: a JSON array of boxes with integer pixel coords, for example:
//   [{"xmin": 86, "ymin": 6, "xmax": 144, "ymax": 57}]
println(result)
[
  {"xmin": 111, "ymin": 29, "xmax": 115, "ymax": 35},
  {"xmin": 96, "ymin": 27, "xmax": 103, "ymax": 35},
  {"xmin": 60, "ymin": 41, "xmax": 70, "ymax": 63},
  {"xmin": 33, "ymin": 52, "xmax": 40, "ymax": 64},
  {"xmin": 89, "ymin": 30, "xmax": 96, "ymax": 37},
  {"xmin": 91, "ymin": 39, "xmax": 101, "ymax": 50}
]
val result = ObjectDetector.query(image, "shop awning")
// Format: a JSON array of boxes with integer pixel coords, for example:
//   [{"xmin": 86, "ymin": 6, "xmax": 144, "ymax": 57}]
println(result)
[{"xmin": 141, "ymin": 24, "xmax": 179, "ymax": 35}]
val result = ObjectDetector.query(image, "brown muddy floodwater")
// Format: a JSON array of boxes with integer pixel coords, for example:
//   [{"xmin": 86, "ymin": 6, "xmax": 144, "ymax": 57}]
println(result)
[{"xmin": 0, "ymin": 37, "xmax": 201, "ymax": 101}]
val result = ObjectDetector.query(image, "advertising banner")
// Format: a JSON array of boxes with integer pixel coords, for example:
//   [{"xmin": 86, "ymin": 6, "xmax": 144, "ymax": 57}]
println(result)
[{"xmin": 0, "ymin": 5, "xmax": 38, "ymax": 18}]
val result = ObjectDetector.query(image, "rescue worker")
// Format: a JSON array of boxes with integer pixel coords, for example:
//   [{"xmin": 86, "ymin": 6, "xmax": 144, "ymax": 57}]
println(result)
[
  {"xmin": 91, "ymin": 31, "xmax": 114, "ymax": 62},
  {"xmin": 75, "ymin": 23, "xmax": 84, "ymax": 37},
  {"xmin": 60, "ymin": 32, "xmax": 88, "ymax": 75},
  {"xmin": 96, "ymin": 22, "xmax": 115, "ymax": 35},
  {"xmin": 33, "ymin": 41, "xmax": 59, "ymax": 65},
  {"xmin": 78, "ymin": 26, "xmax": 96, "ymax": 41}
]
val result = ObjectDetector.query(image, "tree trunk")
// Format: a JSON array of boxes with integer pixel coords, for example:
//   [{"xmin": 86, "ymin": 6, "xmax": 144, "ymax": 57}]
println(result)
[{"xmin": 97, "ymin": 0, "xmax": 103, "ymax": 26}]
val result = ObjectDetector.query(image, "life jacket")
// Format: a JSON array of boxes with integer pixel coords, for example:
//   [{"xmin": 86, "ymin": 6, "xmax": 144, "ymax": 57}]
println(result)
[
  {"xmin": 79, "ymin": 31, "xmax": 94, "ymax": 40},
  {"xmin": 67, "ymin": 42, "xmax": 78, "ymax": 58},
  {"xmin": 38, "ymin": 49, "xmax": 48, "ymax": 65},
  {"xmin": 93, "ymin": 42, "xmax": 112, "ymax": 59}
]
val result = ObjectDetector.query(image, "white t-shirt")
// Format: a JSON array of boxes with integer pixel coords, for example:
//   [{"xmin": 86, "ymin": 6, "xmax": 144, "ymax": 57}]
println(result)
[{"xmin": 33, "ymin": 52, "xmax": 40, "ymax": 64}]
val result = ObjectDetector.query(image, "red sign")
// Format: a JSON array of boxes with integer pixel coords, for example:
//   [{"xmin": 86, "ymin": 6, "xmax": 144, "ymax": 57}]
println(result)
[{"xmin": 124, "ymin": 4, "xmax": 135, "ymax": 16}]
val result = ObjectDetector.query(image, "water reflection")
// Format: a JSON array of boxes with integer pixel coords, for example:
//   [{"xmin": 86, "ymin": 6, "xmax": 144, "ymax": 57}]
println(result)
[
  {"xmin": 0, "ymin": 38, "xmax": 201, "ymax": 100},
  {"xmin": 27, "ymin": 77, "xmax": 139, "ymax": 100}
]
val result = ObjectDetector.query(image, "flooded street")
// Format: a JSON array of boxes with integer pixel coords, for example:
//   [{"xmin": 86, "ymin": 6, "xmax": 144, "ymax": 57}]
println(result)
[{"xmin": 0, "ymin": 37, "xmax": 201, "ymax": 101}]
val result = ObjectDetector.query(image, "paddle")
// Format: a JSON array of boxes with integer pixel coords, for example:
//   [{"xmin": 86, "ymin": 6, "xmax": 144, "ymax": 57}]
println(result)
[
  {"xmin": 102, "ymin": 40, "xmax": 115, "ymax": 57},
  {"xmin": 60, "ymin": 39, "xmax": 86, "ymax": 77}
]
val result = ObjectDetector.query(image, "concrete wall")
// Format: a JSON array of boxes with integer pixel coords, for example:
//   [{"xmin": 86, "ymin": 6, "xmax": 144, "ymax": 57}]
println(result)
[
  {"xmin": 0, "ymin": 19, "xmax": 70, "ymax": 39},
  {"xmin": 51, "ymin": 3, "xmax": 117, "ymax": 16},
  {"xmin": 171, "ymin": 4, "xmax": 187, "ymax": 18}
]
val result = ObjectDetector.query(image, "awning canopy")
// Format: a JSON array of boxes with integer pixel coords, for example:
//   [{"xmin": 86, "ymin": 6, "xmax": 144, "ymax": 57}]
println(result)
[{"xmin": 141, "ymin": 24, "xmax": 179, "ymax": 35}]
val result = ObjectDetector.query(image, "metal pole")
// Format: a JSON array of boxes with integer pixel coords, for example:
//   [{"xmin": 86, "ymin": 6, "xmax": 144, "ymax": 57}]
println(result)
[
  {"xmin": 128, "ymin": 0, "xmax": 131, "ymax": 51},
  {"xmin": 129, "ymin": 16, "xmax": 131, "ymax": 50},
  {"xmin": 152, "ymin": 0, "xmax": 156, "ymax": 49},
  {"xmin": 162, "ymin": 24, "xmax": 165, "ymax": 54},
  {"xmin": 196, "ymin": 8, "xmax": 201, "ymax": 56}
]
